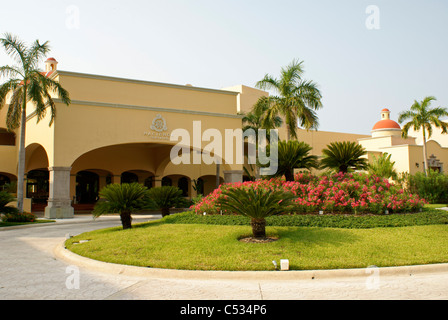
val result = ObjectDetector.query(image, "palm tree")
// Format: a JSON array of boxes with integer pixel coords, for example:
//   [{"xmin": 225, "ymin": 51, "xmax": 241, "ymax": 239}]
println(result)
[
  {"xmin": 255, "ymin": 59, "xmax": 323, "ymax": 141},
  {"xmin": 320, "ymin": 141, "xmax": 368, "ymax": 174},
  {"xmin": 145, "ymin": 186, "xmax": 184, "ymax": 217},
  {"xmin": 398, "ymin": 96, "xmax": 448, "ymax": 176},
  {"xmin": 0, "ymin": 33, "xmax": 71, "ymax": 213},
  {"xmin": 93, "ymin": 183, "xmax": 150, "ymax": 229},
  {"xmin": 242, "ymin": 96, "xmax": 283, "ymax": 137},
  {"xmin": 265, "ymin": 140, "xmax": 319, "ymax": 181},
  {"xmin": 217, "ymin": 186, "xmax": 296, "ymax": 239},
  {"xmin": 242, "ymin": 98, "xmax": 283, "ymax": 180}
]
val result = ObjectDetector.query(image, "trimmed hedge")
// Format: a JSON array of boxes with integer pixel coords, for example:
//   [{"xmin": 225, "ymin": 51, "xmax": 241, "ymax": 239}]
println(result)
[{"xmin": 162, "ymin": 210, "xmax": 448, "ymax": 229}]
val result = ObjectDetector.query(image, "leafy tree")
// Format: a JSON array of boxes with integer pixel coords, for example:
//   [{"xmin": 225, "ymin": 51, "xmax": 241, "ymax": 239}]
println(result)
[
  {"xmin": 93, "ymin": 183, "xmax": 150, "ymax": 229},
  {"xmin": 398, "ymin": 96, "xmax": 448, "ymax": 176},
  {"xmin": 255, "ymin": 59, "xmax": 323, "ymax": 141},
  {"xmin": 0, "ymin": 33, "xmax": 71, "ymax": 212},
  {"xmin": 368, "ymin": 153, "xmax": 398, "ymax": 180},
  {"xmin": 320, "ymin": 141, "xmax": 368, "ymax": 173},
  {"xmin": 146, "ymin": 186, "xmax": 184, "ymax": 217},
  {"xmin": 217, "ymin": 186, "xmax": 296, "ymax": 239}
]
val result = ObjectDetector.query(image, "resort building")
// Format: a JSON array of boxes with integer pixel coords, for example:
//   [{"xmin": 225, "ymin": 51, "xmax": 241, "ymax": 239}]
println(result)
[{"xmin": 1, "ymin": 58, "xmax": 447, "ymax": 218}]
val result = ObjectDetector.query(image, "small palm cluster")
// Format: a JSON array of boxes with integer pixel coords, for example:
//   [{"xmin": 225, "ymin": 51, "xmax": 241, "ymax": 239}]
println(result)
[
  {"xmin": 93, "ymin": 183, "xmax": 185, "ymax": 229},
  {"xmin": 262, "ymin": 140, "xmax": 369, "ymax": 182}
]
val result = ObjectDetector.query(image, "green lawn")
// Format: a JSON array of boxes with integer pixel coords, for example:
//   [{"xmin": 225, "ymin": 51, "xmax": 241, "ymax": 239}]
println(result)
[
  {"xmin": 0, "ymin": 219, "xmax": 54, "ymax": 228},
  {"xmin": 66, "ymin": 218, "xmax": 448, "ymax": 271}
]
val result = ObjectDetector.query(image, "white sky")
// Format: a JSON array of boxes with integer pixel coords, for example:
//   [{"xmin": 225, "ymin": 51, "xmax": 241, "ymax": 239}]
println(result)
[{"xmin": 1, "ymin": 0, "xmax": 447, "ymax": 135}]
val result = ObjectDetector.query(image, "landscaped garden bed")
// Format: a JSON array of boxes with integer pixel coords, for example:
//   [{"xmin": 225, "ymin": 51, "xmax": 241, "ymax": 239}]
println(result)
[{"xmin": 64, "ymin": 172, "xmax": 448, "ymax": 271}]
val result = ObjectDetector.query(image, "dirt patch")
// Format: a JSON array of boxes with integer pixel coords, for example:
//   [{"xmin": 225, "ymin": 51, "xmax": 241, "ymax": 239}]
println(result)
[{"xmin": 239, "ymin": 236, "xmax": 279, "ymax": 243}]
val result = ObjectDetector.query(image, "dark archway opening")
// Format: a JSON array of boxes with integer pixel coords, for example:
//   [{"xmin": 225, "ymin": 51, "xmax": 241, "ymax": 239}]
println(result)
[{"xmin": 76, "ymin": 171, "xmax": 99, "ymax": 204}]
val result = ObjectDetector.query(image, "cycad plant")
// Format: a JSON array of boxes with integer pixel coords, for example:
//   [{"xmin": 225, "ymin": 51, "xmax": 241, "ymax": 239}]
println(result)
[
  {"xmin": 93, "ymin": 183, "xmax": 150, "ymax": 229},
  {"xmin": 146, "ymin": 186, "xmax": 184, "ymax": 217},
  {"xmin": 217, "ymin": 186, "xmax": 297, "ymax": 239},
  {"xmin": 0, "ymin": 33, "xmax": 71, "ymax": 212},
  {"xmin": 273, "ymin": 140, "xmax": 319, "ymax": 181},
  {"xmin": 320, "ymin": 141, "xmax": 368, "ymax": 174}
]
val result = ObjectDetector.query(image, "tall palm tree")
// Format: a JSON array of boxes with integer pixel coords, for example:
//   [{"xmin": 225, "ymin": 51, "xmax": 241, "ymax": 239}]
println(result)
[
  {"xmin": 264, "ymin": 140, "xmax": 319, "ymax": 181},
  {"xmin": 242, "ymin": 96, "xmax": 283, "ymax": 136},
  {"xmin": 398, "ymin": 96, "xmax": 448, "ymax": 176},
  {"xmin": 0, "ymin": 33, "xmax": 71, "ymax": 212},
  {"xmin": 242, "ymin": 98, "xmax": 283, "ymax": 180},
  {"xmin": 320, "ymin": 141, "xmax": 368, "ymax": 174},
  {"xmin": 255, "ymin": 59, "xmax": 323, "ymax": 141}
]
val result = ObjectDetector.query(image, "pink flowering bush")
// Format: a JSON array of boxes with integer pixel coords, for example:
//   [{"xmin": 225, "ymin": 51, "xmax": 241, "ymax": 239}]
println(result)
[{"xmin": 191, "ymin": 172, "xmax": 426, "ymax": 215}]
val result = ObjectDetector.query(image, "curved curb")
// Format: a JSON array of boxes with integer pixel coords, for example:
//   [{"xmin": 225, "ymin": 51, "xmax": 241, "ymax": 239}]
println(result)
[{"xmin": 54, "ymin": 241, "xmax": 448, "ymax": 281}]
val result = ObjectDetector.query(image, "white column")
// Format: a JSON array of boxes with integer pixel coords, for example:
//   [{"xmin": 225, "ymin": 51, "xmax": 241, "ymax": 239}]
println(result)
[{"xmin": 44, "ymin": 167, "xmax": 74, "ymax": 219}]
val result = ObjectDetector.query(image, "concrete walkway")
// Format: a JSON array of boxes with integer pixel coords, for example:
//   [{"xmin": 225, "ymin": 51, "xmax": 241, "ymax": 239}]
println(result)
[{"xmin": 1, "ymin": 214, "xmax": 447, "ymax": 300}]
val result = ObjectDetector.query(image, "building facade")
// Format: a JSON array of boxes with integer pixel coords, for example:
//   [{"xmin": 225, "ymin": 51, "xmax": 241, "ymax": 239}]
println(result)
[{"xmin": 1, "ymin": 58, "xmax": 447, "ymax": 218}]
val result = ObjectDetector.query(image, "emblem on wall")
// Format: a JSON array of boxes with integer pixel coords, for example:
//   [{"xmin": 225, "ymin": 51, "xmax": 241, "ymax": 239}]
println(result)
[{"xmin": 150, "ymin": 114, "xmax": 168, "ymax": 132}]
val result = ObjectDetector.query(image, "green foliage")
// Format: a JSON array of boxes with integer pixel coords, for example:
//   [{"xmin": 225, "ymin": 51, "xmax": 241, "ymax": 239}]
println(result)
[
  {"xmin": 255, "ymin": 58, "xmax": 323, "ymax": 139},
  {"xmin": 407, "ymin": 170, "xmax": 448, "ymax": 204},
  {"xmin": 0, "ymin": 190, "xmax": 17, "ymax": 214},
  {"xmin": 93, "ymin": 183, "xmax": 150, "ymax": 217},
  {"xmin": 1, "ymin": 211, "xmax": 36, "ymax": 223},
  {"xmin": 145, "ymin": 186, "xmax": 184, "ymax": 217},
  {"xmin": 164, "ymin": 210, "xmax": 448, "ymax": 229},
  {"xmin": 320, "ymin": 141, "xmax": 368, "ymax": 173},
  {"xmin": 398, "ymin": 96, "xmax": 448, "ymax": 175},
  {"xmin": 368, "ymin": 153, "xmax": 398, "ymax": 180},
  {"xmin": 217, "ymin": 186, "xmax": 297, "ymax": 220},
  {"xmin": 266, "ymin": 140, "xmax": 319, "ymax": 181}
]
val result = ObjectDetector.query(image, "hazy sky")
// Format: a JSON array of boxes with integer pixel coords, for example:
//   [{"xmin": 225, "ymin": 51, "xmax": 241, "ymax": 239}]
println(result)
[{"xmin": 1, "ymin": 0, "xmax": 447, "ymax": 135}]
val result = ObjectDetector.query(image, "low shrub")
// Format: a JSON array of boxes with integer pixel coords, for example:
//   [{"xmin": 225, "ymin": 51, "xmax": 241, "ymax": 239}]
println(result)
[
  {"xmin": 407, "ymin": 170, "xmax": 448, "ymax": 204},
  {"xmin": 164, "ymin": 210, "xmax": 448, "ymax": 229},
  {"xmin": 191, "ymin": 172, "xmax": 426, "ymax": 215},
  {"xmin": 1, "ymin": 211, "xmax": 37, "ymax": 223}
]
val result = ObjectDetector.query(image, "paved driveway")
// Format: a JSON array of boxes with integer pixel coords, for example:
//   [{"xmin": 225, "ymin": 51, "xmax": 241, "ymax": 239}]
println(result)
[{"xmin": 0, "ymin": 215, "xmax": 447, "ymax": 300}]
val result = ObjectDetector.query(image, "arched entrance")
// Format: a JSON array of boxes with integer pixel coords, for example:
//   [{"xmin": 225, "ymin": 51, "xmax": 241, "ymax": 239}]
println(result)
[
  {"xmin": 26, "ymin": 169, "xmax": 49, "ymax": 205},
  {"xmin": 178, "ymin": 177, "xmax": 189, "ymax": 197},
  {"xmin": 0, "ymin": 174, "xmax": 10, "ymax": 191},
  {"xmin": 121, "ymin": 171, "xmax": 139, "ymax": 184},
  {"xmin": 76, "ymin": 171, "xmax": 99, "ymax": 204}
]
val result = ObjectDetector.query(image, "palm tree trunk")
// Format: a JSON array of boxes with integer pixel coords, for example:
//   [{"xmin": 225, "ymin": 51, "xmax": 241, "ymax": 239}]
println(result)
[
  {"xmin": 286, "ymin": 127, "xmax": 291, "ymax": 142},
  {"xmin": 16, "ymin": 99, "xmax": 27, "ymax": 213},
  {"xmin": 120, "ymin": 211, "xmax": 132, "ymax": 229},
  {"xmin": 284, "ymin": 169, "xmax": 295, "ymax": 182},
  {"xmin": 250, "ymin": 218, "xmax": 266, "ymax": 239},
  {"xmin": 422, "ymin": 128, "xmax": 429, "ymax": 176},
  {"xmin": 216, "ymin": 162, "xmax": 220, "ymax": 189},
  {"xmin": 161, "ymin": 207, "xmax": 170, "ymax": 217}
]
